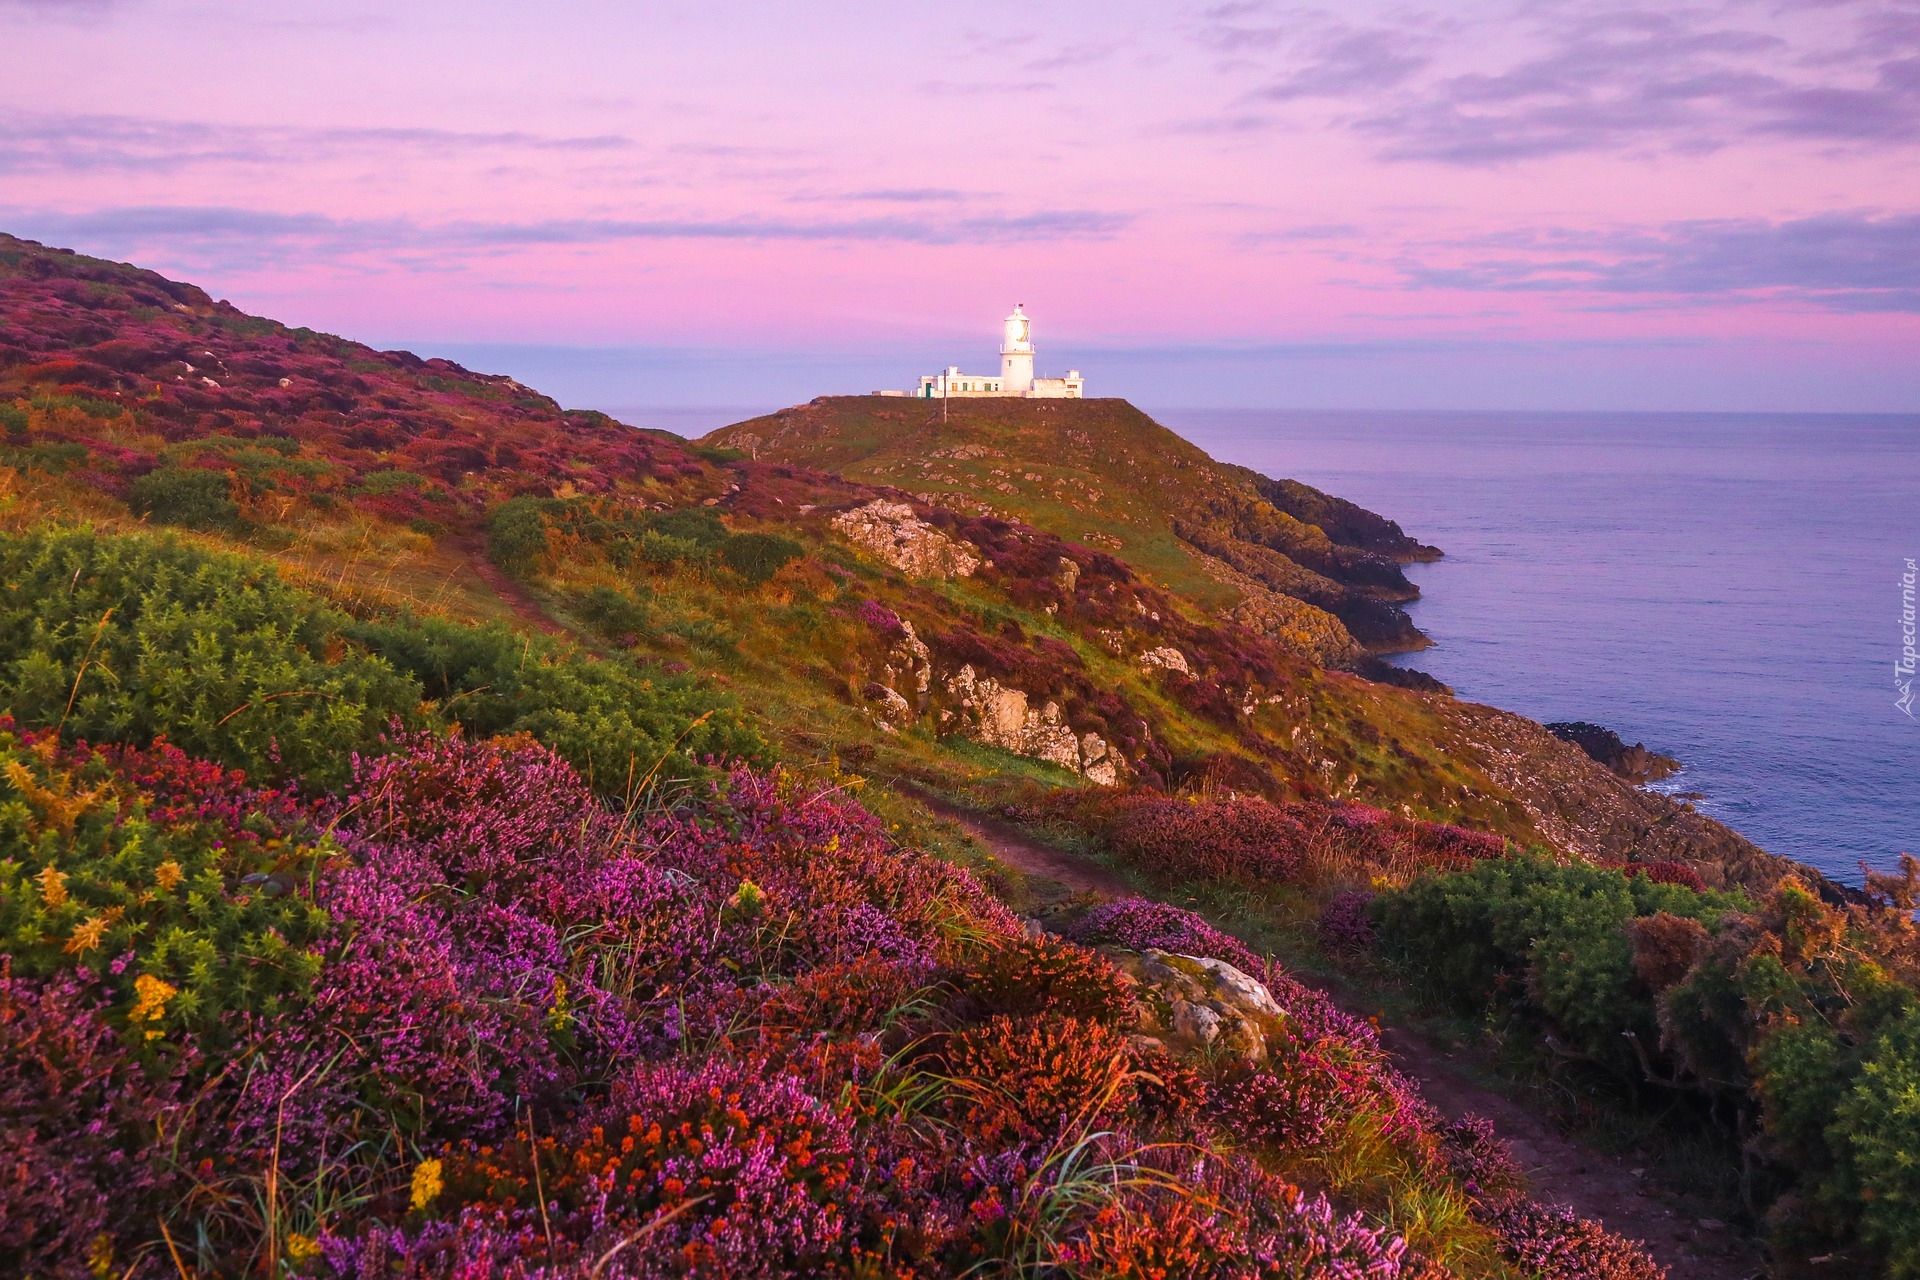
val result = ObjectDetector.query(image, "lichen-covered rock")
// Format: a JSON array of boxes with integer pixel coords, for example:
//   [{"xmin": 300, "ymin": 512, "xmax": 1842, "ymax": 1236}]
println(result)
[
  {"xmin": 868, "ymin": 683, "xmax": 914, "ymax": 729},
  {"xmin": 831, "ymin": 499, "xmax": 981, "ymax": 578},
  {"xmin": 1105, "ymin": 947, "xmax": 1283, "ymax": 1063}
]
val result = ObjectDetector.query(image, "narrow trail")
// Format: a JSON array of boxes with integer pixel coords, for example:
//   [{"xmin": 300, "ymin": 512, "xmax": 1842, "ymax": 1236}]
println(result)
[
  {"xmin": 921, "ymin": 796, "xmax": 1767, "ymax": 1280},
  {"xmin": 457, "ymin": 536, "xmax": 567, "ymax": 636}
]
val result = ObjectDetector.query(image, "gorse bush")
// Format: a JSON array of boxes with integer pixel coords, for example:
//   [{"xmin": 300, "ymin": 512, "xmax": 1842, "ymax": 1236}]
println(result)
[
  {"xmin": 0, "ymin": 528, "xmax": 415, "ymax": 788},
  {"xmin": 127, "ymin": 466, "xmax": 241, "ymax": 530},
  {"xmin": 1376, "ymin": 854, "xmax": 1920, "ymax": 1272},
  {"xmin": 483, "ymin": 494, "xmax": 550, "ymax": 568},
  {"xmin": 344, "ymin": 608, "xmax": 763, "ymax": 790},
  {"xmin": 1371, "ymin": 856, "xmax": 1747, "ymax": 1072},
  {"xmin": 0, "ymin": 727, "xmax": 332, "ymax": 1039},
  {"xmin": 488, "ymin": 493, "xmax": 805, "ymax": 585},
  {"xmin": 0, "ymin": 528, "xmax": 759, "ymax": 789},
  {"xmin": 718, "ymin": 529, "xmax": 803, "ymax": 584}
]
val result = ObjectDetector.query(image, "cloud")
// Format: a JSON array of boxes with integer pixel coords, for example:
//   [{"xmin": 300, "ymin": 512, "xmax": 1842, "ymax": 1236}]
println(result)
[
  {"xmin": 1, "ymin": 203, "xmax": 1134, "ymax": 272},
  {"xmin": 1398, "ymin": 212, "xmax": 1920, "ymax": 311},
  {"xmin": 1198, "ymin": 2, "xmax": 1920, "ymax": 164},
  {"xmin": 839, "ymin": 188, "xmax": 975, "ymax": 203},
  {"xmin": 918, "ymin": 79, "xmax": 1056, "ymax": 96},
  {"xmin": 1024, "ymin": 42, "xmax": 1118, "ymax": 72},
  {"xmin": 0, "ymin": 0, "xmax": 118, "ymax": 16},
  {"xmin": 0, "ymin": 109, "xmax": 635, "ymax": 175},
  {"xmin": 1255, "ymin": 26, "xmax": 1432, "ymax": 101}
]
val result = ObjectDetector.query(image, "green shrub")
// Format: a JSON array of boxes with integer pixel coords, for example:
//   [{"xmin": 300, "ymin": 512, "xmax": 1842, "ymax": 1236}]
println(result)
[
  {"xmin": 719, "ymin": 531, "xmax": 803, "ymax": 585},
  {"xmin": 0, "ymin": 529, "xmax": 762, "ymax": 791},
  {"xmin": 638, "ymin": 529, "xmax": 710, "ymax": 566},
  {"xmin": 127, "ymin": 467, "xmax": 240, "ymax": 530},
  {"xmin": 1371, "ymin": 858, "xmax": 1743, "ymax": 1069},
  {"xmin": 0, "ymin": 528, "xmax": 416, "ymax": 786},
  {"xmin": 3, "ymin": 441, "xmax": 90, "ymax": 474},
  {"xmin": 0, "ymin": 405, "xmax": 26, "ymax": 442},
  {"xmin": 649, "ymin": 506, "xmax": 728, "ymax": 548},
  {"xmin": 570, "ymin": 585, "xmax": 653, "ymax": 643},
  {"xmin": 487, "ymin": 496, "xmax": 555, "ymax": 568},
  {"xmin": 1833, "ymin": 1010, "xmax": 1920, "ymax": 1276},
  {"xmin": 347, "ymin": 610, "xmax": 763, "ymax": 789}
]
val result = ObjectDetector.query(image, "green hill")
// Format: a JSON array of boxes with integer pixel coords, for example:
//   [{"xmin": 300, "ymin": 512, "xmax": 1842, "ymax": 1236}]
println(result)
[{"xmin": 705, "ymin": 395, "xmax": 1439, "ymax": 658}]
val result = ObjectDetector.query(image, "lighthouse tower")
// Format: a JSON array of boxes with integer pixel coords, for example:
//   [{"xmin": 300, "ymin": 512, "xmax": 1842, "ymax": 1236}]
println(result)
[{"xmin": 999, "ymin": 304, "xmax": 1035, "ymax": 394}]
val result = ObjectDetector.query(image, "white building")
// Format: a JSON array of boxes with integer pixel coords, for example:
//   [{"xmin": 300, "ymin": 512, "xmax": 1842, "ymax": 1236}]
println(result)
[{"xmin": 879, "ymin": 306, "xmax": 1084, "ymax": 399}]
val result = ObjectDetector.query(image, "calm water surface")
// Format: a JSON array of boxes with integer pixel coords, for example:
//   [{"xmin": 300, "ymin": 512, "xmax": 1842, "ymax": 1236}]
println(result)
[{"xmin": 1152, "ymin": 409, "xmax": 1920, "ymax": 885}]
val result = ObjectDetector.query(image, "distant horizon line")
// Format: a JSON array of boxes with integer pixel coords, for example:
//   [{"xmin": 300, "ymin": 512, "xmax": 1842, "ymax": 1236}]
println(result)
[{"xmin": 604, "ymin": 401, "xmax": 1920, "ymax": 419}]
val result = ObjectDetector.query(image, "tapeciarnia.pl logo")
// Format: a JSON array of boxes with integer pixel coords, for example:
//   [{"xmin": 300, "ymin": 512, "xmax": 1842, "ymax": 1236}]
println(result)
[{"xmin": 1900, "ymin": 557, "xmax": 1917, "ymax": 720}]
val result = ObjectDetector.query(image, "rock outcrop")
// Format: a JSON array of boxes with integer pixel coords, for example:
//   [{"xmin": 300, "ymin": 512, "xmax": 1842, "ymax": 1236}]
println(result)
[
  {"xmin": 1137, "ymin": 645, "xmax": 1192, "ymax": 675},
  {"xmin": 1440, "ymin": 701, "xmax": 1833, "ymax": 898},
  {"xmin": 1546, "ymin": 721, "xmax": 1681, "ymax": 785},
  {"xmin": 939, "ymin": 663, "xmax": 1124, "ymax": 784},
  {"xmin": 831, "ymin": 499, "xmax": 981, "ymax": 579},
  {"xmin": 1193, "ymin": 552, "xmax": 1362, "ymax": 667},
  {"xmin": 1106, "ymin": 948, "xmax": 1285, "ymax": 1064}
]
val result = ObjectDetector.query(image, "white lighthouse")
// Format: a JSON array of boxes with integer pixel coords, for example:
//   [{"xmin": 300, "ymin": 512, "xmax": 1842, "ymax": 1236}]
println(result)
[
  {"xmin": 999, "ymin": 304, "xmax": 1035, "ymax": 394},
  {"xmin": 895, "ymin": 307, "xmax": 1084, "ymax": 399}
]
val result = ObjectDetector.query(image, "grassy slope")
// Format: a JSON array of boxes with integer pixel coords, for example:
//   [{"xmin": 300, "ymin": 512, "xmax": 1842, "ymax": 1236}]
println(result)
[
  {"xmin": 707, "ymin": 397, "xmax": 1249, "ymax": 603},
  {"xmin": 704, "ymin": 396, "xmax": 1441, "ymax": 656}
]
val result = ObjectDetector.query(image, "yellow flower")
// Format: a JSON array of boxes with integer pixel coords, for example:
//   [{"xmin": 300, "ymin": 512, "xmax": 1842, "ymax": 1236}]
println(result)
[
  {"xmin": 128, "ymin": 972, "xmax": 177, "ymax": 1036},
  {"xmin": 285, "ymin": 1232, "xmax": 322, "ymax": 1262},
  {"xmin": 65, "ymin": 915, "xmax": 108, "ymax": 955},
  {"xmin": 410, "ymin": 1157, "xmax": 444, "ymax": 1211},
  {"xmin": 724, "ymin": 878, "xmax": 765, "ymax": 924},
  {"xmin": 154, "ymin": 860, "xmax": 185, "ymax": 892},
  {"xmin": 36, "ymin": 864, "xmax": 68, "ymax": 909},
  {"xmin": 86, "ymin": 1233, "xmax": 114, "ymax": 1279}
]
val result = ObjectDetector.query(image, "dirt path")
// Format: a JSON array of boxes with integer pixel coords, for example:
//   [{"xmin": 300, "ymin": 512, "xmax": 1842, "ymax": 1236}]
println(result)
[
  {"xmin": 456, "ymin": 536, "xmax": 567, "ymax": 636},
  {"xmin": 905, "ymin": 787, "xmax": 1135, "ymax": 899},
  {"xmin": 920, "ymin": 795, "xmax": 1767, "ymax": 1280}
]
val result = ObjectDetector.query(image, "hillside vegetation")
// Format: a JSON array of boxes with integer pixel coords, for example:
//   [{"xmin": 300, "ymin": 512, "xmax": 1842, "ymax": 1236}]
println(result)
[
  {"xmin": 2, "ymin": 233, "xmax": 1914, "ymax": 1278},
  {"xmin": 707, "ymin": 396, "xmax": 1439, "ymax": 657}
]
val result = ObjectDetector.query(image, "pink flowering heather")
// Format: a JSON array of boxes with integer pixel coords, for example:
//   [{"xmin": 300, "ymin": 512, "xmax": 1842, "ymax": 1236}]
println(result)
[
  {"xmin": 1054, "ymin": 1155, "xmax": 1408, "ymax": 1280},
  {"xmin": 1443, "ymin": 1114, "xmax": 1525, "ymax": 1206},
  {"xmin": 1480, "ymin": 1200, "xmax": 1667, "ymax": 1280},
  {"xmin": 0, "ymin": 967, "xmax": 185, "ymax": 1279},
  {"xmin": 1067, "ymin": 898, "xmax": 1268, "ymax": 974},
  {"xmin": 1412, "ymin": 821, "xmax": 1508, "ymax": 863},
  {"xmin": 853, "ymin": 598, "xmax": 907, "ymax": 638},
  {"xmin": 1318, "ymin": 890, "xmax": 1378, "ymax": 954},
  {"xmin": 1109, "ymin": 795, "xmax": 1309, "ymax": 882}
]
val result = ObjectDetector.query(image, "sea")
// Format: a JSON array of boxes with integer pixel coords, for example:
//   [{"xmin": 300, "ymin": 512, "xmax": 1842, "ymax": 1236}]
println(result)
[
  {"xmin": 1152, "ymin": 409, "xmax": 1919, "ymax": 888},
  {"xmin": 615, "ymin": 403, "xmax": 1917, "ymax": 887}
]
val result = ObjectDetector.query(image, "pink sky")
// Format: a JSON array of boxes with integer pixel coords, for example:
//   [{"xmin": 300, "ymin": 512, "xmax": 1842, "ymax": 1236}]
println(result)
[{"xmin": 4, "ymin": 0, "xmax": 1918, "ymax": 410}]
